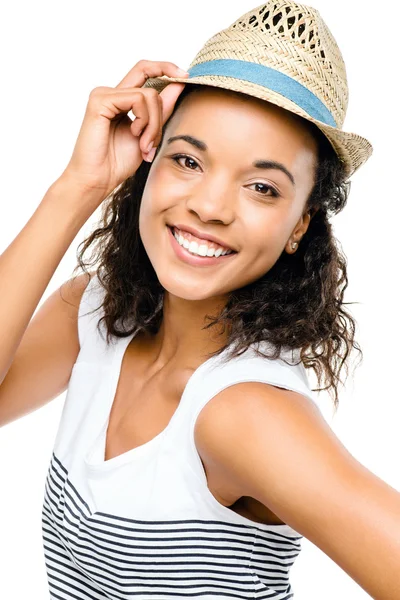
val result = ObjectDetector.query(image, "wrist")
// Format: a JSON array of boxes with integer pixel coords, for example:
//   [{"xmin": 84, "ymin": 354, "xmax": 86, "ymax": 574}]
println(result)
[
  {"xmin": 53, "ymin": 171, "xmax": 110, "ymax": 202},
  {"xmin": 38, "ymin": 176, "xmax": 106, "ymax": 231}
]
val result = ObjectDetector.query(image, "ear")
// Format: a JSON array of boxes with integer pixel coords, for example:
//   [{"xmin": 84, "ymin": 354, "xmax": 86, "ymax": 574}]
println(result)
[{"xmin": 285, "ymin": 208, "xmax": 314, "ymax": 254}]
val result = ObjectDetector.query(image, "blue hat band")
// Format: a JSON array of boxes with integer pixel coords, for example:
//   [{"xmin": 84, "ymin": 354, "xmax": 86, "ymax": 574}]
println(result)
[{"xmin": 187, "ymin": 59, "xmax": 337, "ymax": 128}]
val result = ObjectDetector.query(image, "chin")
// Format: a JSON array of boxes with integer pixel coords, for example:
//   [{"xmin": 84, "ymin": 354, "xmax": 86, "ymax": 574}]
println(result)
[{"xmin": 157, "ymin": 277, "xmax": 218, "ymax": 302}]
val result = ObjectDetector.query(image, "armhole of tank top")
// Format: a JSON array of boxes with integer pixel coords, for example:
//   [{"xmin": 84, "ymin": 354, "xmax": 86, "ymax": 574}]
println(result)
[
  {"xmin": 185, "ymin": 357, "xmax": 322, "ymax": 533},
  {"xmin": 188, "ymin": 357, "xmax": 322, "ymax": 485},
  {"xmin": 77, "ymin": 271, "xmax": 102, "ymax": 351}
]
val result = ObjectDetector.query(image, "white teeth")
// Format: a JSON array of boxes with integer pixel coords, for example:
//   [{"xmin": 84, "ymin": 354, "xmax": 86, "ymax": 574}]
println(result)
[
  {"xmin": 197, "ymin": 244, "xmax": 209, "ymax": 257},
  {"xmin": 188, "ymin": 241, "xmax": 198, "ymax": 254},
  {"xmin": 172, "ymin": 228, "xmax": 232, "ymax": 258}
]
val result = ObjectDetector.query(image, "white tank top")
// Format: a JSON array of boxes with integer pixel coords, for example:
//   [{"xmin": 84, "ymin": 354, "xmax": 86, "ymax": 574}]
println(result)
[{"xmin": 42, "ymin": 272, "xmax": 320, "ymax": 599}]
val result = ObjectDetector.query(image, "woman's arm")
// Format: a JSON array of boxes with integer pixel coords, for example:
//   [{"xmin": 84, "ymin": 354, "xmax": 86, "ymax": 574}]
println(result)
[
  {"xmin": 0, "ymin": 60, "xmax": 189, "ymax": 388},
  {"xmin": 0, "ymin": 178, "xmax": 99, "ymax": 386},
  {"xmin": 194, "ymin": 382, "xmax": 400, "ymax": 600}
]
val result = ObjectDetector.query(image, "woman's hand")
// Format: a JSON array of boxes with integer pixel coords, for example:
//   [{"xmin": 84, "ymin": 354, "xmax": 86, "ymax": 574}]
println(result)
[{"xmin": 60, "ymin": 60, "xmax": 189, "ymax": 202}]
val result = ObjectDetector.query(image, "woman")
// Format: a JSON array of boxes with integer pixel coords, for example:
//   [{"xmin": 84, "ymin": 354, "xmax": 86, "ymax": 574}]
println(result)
[{"xmin": 0, "ymin": 1, "xmax": 399, "ymax": 599}]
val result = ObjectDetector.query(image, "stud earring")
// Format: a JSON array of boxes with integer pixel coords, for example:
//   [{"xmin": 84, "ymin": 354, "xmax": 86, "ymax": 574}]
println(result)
[{"xmin": 291, "ymin": 241, "xmax": 298, "ymax": 250}]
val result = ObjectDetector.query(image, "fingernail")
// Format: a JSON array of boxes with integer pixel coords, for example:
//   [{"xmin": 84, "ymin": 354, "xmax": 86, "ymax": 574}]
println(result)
[
  {"xmin": 178, "ymin": 68, "xmax": 190, "ymax": 76},
  {"xmin": 144, "ymin": 146, "xmax": 156, "ymax": 162},
  {"xmin": 146, "ymin": 141, "xmax": 153, "ymax": 154}
]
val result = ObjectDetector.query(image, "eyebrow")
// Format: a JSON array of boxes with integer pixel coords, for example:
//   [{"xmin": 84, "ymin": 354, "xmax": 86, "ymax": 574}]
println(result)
[{"xmin": 166, "ymin": 134, "xmax": 296, "ymax": 187}]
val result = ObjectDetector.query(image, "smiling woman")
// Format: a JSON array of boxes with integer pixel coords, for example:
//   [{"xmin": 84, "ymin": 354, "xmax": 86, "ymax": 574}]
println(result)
[
  {"xmin": 76, "ymin": 83, "xmax": 350, "ymax": 408},
  {"xmin": 53, "ymin": 68, "xmax": 383, "ymax": 600},
  {"xmin": 1, "ymin": 1, "xmax": 399, "ymax": 600}
]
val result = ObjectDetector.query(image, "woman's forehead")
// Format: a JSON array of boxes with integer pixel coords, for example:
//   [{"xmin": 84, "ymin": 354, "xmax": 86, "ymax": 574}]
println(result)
[
  {"xmin": 167, "ymin": 87, "xmax": 318, "ymax": 176},
  {"xmin": 171, "ymin": 86, "xmax": 318, "ymax": 150}
]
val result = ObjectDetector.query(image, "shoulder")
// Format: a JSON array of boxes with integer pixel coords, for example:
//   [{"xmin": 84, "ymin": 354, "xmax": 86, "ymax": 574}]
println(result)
[
  {"xmin": 59, "ymin": 270, "xmax": 98, "ymax": 349},
  {"xmin": 60, "ymin": 270, "xmax": 97, "ymax": 309},
  {"xmin": 194, "ymin": 380, "xmax": 324, "ymax": 473},
  {"xmin": 194, "ymin": 380, "xmax": 365, "ymax": 537},
  {"xmin": 195, "ymin": 381, "xmax": 400, "ymax": 595}
]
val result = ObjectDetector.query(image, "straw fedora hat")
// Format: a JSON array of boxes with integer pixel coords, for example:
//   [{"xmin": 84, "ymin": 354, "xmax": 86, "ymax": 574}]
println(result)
[{"xmin": 143, "ymin": 0, "xmax": 372, "ymax": 179}]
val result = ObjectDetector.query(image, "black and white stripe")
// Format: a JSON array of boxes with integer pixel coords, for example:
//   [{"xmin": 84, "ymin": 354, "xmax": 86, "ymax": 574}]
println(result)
[{"xmin": 42, "ymin": 454, "xmax": 301, "ymax": 599}]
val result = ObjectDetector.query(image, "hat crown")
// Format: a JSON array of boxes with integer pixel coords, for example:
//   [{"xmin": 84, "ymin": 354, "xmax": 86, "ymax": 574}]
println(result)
[
  {"xmin": 189, "ymin": 1, "xmax": 348, "ymax": 129},
  {"xmin": 143, "ymin": 0, "xmax": 373, "ymax": 178}
]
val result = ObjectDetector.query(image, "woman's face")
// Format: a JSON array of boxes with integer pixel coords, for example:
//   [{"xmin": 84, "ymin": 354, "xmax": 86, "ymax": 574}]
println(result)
[{"xmin": 139, "ymin": 87, "xmax": 318, "ymax": 301}]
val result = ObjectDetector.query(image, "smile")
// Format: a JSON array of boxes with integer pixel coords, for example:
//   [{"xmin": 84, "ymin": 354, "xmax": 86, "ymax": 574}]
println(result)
[
  {"xmin": 167, "ymin": 226, "xmax": 237, "ymax": 267},
  {"xmin": 173, "ymin": 226, "xmax": 233, "ymax": 257}
]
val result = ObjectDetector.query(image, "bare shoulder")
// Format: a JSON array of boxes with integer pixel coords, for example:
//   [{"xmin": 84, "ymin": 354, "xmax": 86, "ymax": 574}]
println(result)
[
  {"xmin": 32, "ymin": 268, "xmax": 98, "ymax": 359},
  {"xmin": 58, "ymin": 270, "xmax": 95, "ymax": 314},
  {"xmin": 194, "ymin": 381, "xmax": 331, "ymax": 505},
  {"xmin": 194, "ymin": 380, "xmax": 326, "ymax": 465},
  {"xmin": 194, "ymin": 381, "xmax": 400, "ymax": 597},
  {"xmin": 0, "ymin": 270, "xmax": 96, "ymax": 427},
  {"xmin": 194, "ymin": 380, "xmax": 359, "ymax": 515}
]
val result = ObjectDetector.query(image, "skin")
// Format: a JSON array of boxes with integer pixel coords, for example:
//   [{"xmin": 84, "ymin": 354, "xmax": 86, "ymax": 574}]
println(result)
[{"xmin": 138, "ymin": 86, "xmax": 317, "ymax": 368}]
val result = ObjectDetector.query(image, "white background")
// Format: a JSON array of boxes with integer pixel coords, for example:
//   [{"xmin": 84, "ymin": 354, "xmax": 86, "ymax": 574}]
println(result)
[{"xmin": 0, "ymin": 1, "xmax": 398, "ymax": 598}]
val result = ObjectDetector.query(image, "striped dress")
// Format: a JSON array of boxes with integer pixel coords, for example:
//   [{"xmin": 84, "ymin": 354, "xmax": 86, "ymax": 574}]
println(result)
[{"xmin": 42, "ymin": 273, "xmax": 319, "ymax": 599}]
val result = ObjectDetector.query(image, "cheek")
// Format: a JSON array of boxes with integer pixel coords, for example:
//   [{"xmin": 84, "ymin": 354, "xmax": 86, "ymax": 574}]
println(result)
[
  {"xmin": 140, "ymin": 166, "xmax": 185, "ymax": 224},
  {"xmin": 139, "ymin": 184, "xmax": 172, "ymax": 266},
  {"xmin": 138, "ymin": 192, "xmax": 150, "ymax": 243},
  {"xmin": 244, "ymin": 211, "xmax": 289, "ymax": 256},
  {"xmin": 139, "ymin": 183, "xmax": 168, "ymax": 238},
  {"xmin": 138, "ymin": 189, "xmax": 159, "ymax": 259}
]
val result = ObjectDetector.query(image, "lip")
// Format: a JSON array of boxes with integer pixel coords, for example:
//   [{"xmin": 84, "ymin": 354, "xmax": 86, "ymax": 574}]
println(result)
[
  {"xmin": 167, "ymin": 225, "xmax": 237, "ymax": 267},
  {"xmin": 170, "ymin": 223, "xmax": 236, "ymax": 252}
]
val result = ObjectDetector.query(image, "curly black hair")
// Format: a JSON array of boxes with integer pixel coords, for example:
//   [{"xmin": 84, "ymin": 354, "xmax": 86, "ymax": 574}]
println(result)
[{"xmin": 72, "ymin": 83, "xmax": 362, "ymax": 412}]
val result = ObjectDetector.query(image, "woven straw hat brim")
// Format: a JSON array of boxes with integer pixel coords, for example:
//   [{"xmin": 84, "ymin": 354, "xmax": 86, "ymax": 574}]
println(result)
[{"xmin": 143, "ymin": 74, "xmax": 373, "ymax": 180}]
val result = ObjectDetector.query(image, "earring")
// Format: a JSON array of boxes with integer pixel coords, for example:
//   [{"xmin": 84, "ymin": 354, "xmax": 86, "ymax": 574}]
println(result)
[{"xmin": 291, "ymin": 241, "xmax": 298, "ymax": 251}]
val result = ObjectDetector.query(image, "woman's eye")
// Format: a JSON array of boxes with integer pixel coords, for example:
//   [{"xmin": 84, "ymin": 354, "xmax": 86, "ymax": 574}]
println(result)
[
  {"xmin": 249, "ymin": 182, "xmax": 279, "ymax": 197},
  {"xmin": 171, "ymin": 154, "xmax": 200, "ymax": 170},
  {"xmin": 170, "ymin": 156, "xmax": 279, "ymax": 198}
]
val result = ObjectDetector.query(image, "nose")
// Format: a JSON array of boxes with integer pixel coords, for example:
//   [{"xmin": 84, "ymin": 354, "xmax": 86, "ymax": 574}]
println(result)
[{"xmin": 185, "ymin": 176, "xmax": 235, "ymax": 225}]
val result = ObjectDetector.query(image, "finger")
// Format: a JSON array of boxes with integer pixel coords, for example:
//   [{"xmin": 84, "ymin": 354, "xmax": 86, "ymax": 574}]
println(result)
[
  {"xmin": 116, "ymin": 59, "xmax": 189, "ymax": 90},
  {"xmin": 141, "ymin": 90, "xmax": 163, "ymax": 152},
  {"xmin": 159, "ymin": 81, "xmax": 187, "ymax": 123},
  {"xmin": 155, "ymin": 92, "xmax": 163, "ymax": 148},
  {"xmin": 138, "ymin": 90, "xmax": 162, "ymax": 155},
  {"xmin": 129, "ymin": 92, "xmax": 150, "ymax": 136},
  {"xmin": 87, "ymin": 87, "xmax": 149, "ymax": 125}
]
